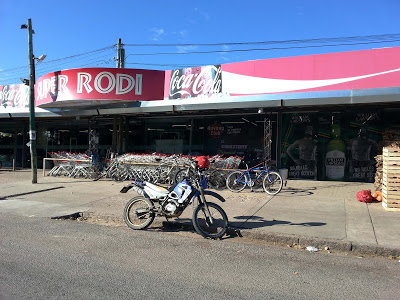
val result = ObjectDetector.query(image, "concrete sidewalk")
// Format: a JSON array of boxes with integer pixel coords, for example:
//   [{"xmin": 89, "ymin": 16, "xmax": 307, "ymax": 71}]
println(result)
[{"xmin": 1, "ymin": 169, "xmax": 400, "ymax": 257}]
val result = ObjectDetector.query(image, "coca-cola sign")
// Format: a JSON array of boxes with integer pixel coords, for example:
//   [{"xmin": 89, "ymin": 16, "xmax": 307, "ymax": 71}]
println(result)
[
  {"xmin": 0, "ymin": 84, "xmax": 29, "ymax": 108},
  {"xmin": 169, "ymin": 65, "xmax": 222, "ymax": 99}
]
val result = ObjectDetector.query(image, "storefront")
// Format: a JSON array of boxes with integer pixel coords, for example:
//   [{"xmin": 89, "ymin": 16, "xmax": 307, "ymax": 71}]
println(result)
[{"xmin": 1, "ymin": 46, "xmax": 400, "ymax": 182}]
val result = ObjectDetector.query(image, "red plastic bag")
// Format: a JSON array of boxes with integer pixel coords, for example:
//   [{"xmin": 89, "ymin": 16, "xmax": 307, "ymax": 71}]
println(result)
[{"xmin": 356, "ymin": 190, "xmax": 373, "ymax": 203}]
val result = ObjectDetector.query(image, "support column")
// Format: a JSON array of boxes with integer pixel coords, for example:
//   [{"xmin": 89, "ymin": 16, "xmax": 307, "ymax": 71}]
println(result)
[
  {"xmin": 112, "ymin": 116, "xmax": 118, "ymax": 153},
  {"xmin": 189, "ymin": 119, "xmax": 194, "ymax": 154},
  {"xmin": 118, "ymin": 116, "xmax": 124, "ymax": 154},
  {"xmin": 22, "ymin": 122, "xmax": 27, "ymax": 168},
  {"xmin": 277, "ymin": 112, "xmax": 282, "ymax": 168},
  {"xmin": 13, "ymin": 128, "xmax": 18, "ymax": 170}
]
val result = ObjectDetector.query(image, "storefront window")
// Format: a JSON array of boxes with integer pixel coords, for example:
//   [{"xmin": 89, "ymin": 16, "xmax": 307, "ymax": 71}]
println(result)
[{"xmin": 280, "ymin": 111, "xmax": 384, "ymax": 182}]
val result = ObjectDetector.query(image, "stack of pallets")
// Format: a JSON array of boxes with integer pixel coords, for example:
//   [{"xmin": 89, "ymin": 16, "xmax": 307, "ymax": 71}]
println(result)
[{"xmin": 382, "ymin": 147, "xmax": 400, "ymax": 211}]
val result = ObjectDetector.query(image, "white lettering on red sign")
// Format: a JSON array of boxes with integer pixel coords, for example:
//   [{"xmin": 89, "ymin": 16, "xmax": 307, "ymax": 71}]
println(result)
[
  {"xmin": 77, "ymin": 72, "xmax": 142, "ymax": 95},
  {"xmin": 135, "ymin": 74, "xmax": 142, "ymax": 95},
  {"xmin": 37, "ymin": 75, "xmax": 69, "ymax": 100},
  {"xmin": 77, "ymin": 73, "xmax": 93, "ymax": 93},
  {"xmin": 94, "ymin": 72, "xmax": 116, "ymax": 94},
  {"xmin": 37, "ymin": 72, "xmax": 143, "ymax": 100}
]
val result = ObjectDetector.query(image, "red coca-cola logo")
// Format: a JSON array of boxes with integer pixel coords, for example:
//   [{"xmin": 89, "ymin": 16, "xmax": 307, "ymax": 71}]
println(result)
[
  {"xmin": 0, "ymin": 84, "xmax": 29, "ymax": 108},
  {"xmin": 169, "ymin": 65, "xmax": 222, "ymax": 99}
]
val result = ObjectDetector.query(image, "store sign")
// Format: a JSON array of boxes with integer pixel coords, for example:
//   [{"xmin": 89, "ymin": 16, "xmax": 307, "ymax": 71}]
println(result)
[
  {"xmin": 168, "ymin": 65, "xmax": 222, "ymax": 99},
  {"xmin": 164, "ymin": 47, "xmax": 400, "ymax": 99},
  {"xmin": 220, "ymin": 47, "xmax": 400, "ymax": 96},
  {"xmin": 35, "ymin": 68, "xmax": 165, "ymax": 106},
  {"xmin": 208, "ymin": 122, "xmax": 224, "ymax": 138},
  {"xmin": 0, "ymin": 84, "xmax": 29, "ymax": 108}
]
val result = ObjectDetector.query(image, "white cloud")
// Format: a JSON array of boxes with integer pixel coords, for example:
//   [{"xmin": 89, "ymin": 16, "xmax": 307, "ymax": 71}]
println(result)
[
  {"xmin": 194, "ymin": 7, "xmax": 211, "ymax": 21},
  {"xmin": 150, "ymin": 27, "xmax": 165, "ymax": 41},
  {"xmin": 219, "ymin": 45, "xmax": 232, "ymax": 62},
  {"xmin": 179, "ymin": 30, "xmax": 188, "ymax": 38},
  {"xmin": 176, "ymin": 45, "xmax": 198, "ymax": 53}
]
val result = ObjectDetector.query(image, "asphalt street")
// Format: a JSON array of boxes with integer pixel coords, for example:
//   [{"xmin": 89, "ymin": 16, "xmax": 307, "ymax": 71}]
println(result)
[{"xmin": 1, "ymin": 213, "xmax": 400, "ymax": 300}]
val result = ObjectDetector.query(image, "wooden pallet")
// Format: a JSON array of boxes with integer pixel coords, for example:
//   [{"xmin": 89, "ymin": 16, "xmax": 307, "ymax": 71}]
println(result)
[
  {"xmin": 383, "ymin": 162, "xmax": 400, "ymax": 168},
  {"xmin": 383, "ymin": 147, "xmax": 400, "ymax": 156},
  {"xmin": 382, "ymin": 193, "xmax": 400, "ymax": 211},
  {"xmin": 382, "ymin": 147, "xmax": 400, "ymax": 211},
  {"xmin": 382, "ymin": 176, "xmax": 400, "ymax": 186},
  {"xmin": 382, "ymin": 190, "xmax": 400, "ymax": 199}
]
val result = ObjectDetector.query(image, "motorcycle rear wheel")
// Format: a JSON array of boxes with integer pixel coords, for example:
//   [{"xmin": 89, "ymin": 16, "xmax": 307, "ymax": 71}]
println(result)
[
  {"xmin": 192, "ymin": 201, "xmax": 228, "ymax": 239},
  {"xmin": 123, "ymin": 196, "xmax": 155, "ymax": 230}
]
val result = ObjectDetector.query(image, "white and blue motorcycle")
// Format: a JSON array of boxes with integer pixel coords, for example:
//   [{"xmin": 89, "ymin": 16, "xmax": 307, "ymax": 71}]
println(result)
[{"xmin": 120, "ymin": 159, "xmax": 228, "ymax": 239}]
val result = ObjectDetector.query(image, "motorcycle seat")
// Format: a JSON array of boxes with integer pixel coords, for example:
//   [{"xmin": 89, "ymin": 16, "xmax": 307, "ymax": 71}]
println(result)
[{"xmin": 144, "ymin": 182, "xmax": 169, "ymax": 198}]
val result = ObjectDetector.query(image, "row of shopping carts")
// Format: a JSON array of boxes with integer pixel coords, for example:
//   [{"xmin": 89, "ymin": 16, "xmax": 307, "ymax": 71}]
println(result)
[
  {"xmin": 47, "ymin": 152, "xmax": 92, "ymax": 178},
  {"xmin": 46, "ymin": 151, "xmax": 243, "ymax": 185}
]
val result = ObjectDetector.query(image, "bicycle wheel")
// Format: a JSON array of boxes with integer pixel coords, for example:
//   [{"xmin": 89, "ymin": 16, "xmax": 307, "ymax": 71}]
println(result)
[
  {"xmin": 207, "ymin": 170, "xmax": 227, "ymax": 190},
  {"xmin": 111, "ymin": 168, "xmax": 129, "ymax": 182},
  {"xmin": 226, "ymin": 171, "xmax": 248, "ymax": 192},
  {"xmin": 140, "ymin": 168, "xmax": 153, "ymax": 182},
  {"xmin": 262, "ymin": 171, "xmax": 283, "ymax": 195},
  {"xmin": 90, "ymin": 169, "xmax": 104, "ymax": 181},
  {"xmin": 192, "ymin": 201, "xmax": 228, "ymax": 239},
  {"xmin": 174, "ymin": 168, "xmax": 195, "ymax": 183},
  {"xmin": 123, "ymin": 196, "xmax": 155, "ymax": 230}
]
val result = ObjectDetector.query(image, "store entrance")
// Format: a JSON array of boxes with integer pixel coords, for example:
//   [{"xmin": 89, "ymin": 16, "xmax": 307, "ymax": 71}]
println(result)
[{"xmin": 129, "ymin": 113, "xmax": 278, "ymax": 165}]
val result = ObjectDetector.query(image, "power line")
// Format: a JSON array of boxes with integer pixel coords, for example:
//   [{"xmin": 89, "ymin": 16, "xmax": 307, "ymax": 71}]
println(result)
[
  {"xmin": 123, "ymin": 33, "xmax": 400, "ymax": 47},
  {"xmin": 0, "ymin": 47, "xmax": 116, "ymax": 84},
  {"xmin": 123, "ymin": 39, "xmax": 400, "ymax": 56},
  {"xmin": 125, "ymin": 62, "xmax": 207, "ymax": 67},
  {"xmin": 1, "ymin": 33, "xmax": 400, "ymax": 85},
  {"xmin": 0, "ymin": 45, "xmax": 114, "ymax": 73}
]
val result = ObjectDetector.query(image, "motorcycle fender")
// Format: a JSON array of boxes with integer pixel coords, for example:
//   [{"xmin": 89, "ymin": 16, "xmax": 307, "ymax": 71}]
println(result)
[
  {"xmin": 203, "ymin": 190, "xmax": 226, "ymax": 202},
  {"xmin": 120, "ymin": 185, "xmax": 133, "ymax": 193}
]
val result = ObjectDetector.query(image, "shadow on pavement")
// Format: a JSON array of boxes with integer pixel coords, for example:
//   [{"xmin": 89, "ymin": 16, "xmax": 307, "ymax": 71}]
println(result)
[
  {"xmin": 279, "ymin": 188, "xmax": 316, "ymax": 196},
  {"xmin": 0, "ymin": 186, "xmax": 65, "ymax": 200},
  {"xmin": 146, "ymin": 215, "xmax": 327, "ymax": 240},
  {"xmin": 230, "ymin": 216, "xmax": 326, "ymax": 229}
]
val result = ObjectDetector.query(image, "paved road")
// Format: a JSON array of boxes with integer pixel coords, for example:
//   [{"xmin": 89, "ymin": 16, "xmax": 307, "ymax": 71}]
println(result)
[{"xmin": 1, "ymin": 212, "xmax": 400, "ymax": 300}]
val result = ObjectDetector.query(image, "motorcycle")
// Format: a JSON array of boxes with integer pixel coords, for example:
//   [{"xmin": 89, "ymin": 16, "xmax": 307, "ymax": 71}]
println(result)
[{"xmin": 120, "ymin": 158, "xmax": 229, "ymax": 239}]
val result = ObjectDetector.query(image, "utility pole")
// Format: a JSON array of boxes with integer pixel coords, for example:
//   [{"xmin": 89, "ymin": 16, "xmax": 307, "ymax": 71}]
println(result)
[
  {"xmin": 26, "ymin": 19, "xmax": 38, "ymax": 183},
  {"xmin": 116, "ymin": 38, "xmax": 125, "ymax": 68},
  {"xmin": 21, "ymin": 19, "xmax": 46, "ymax": 183},
  {"xmin": 121, "ymin": 47, "xmax": 125, "ymax": 68},
  {"xmin": 116, "ymin": 38, "xmax": 122, "ymax": 68}
]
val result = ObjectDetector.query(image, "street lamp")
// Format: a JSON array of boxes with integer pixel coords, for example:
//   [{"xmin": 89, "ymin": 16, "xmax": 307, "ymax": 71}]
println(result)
[{"xmin": 21, "ymin": 18, "xmax": 46, "ymax": 184}]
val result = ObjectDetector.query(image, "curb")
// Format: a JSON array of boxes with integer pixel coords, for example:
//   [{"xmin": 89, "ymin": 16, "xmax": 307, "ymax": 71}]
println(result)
[{"xmin": 78, "ymin": 212, "xmax": 400, "ymax": 258}]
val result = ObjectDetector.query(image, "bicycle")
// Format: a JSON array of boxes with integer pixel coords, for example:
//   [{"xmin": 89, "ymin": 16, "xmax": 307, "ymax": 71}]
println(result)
[
  {"xmin": 174, "ymin": 167, "xmax": 227, "ymax": 190},
  {"xmin": 225, "ymin": 160, "xmax": 283, "ymax": 195}
]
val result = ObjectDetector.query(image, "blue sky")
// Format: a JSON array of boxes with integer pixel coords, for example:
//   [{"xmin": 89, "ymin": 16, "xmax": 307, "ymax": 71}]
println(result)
[{"xmin": 1, "ymin": 0, "xmax": 400, "ymax": 85}]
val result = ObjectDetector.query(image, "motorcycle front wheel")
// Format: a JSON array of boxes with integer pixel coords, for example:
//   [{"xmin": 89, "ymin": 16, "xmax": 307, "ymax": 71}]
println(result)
[
  {"xmin": 192, "ymin": 201, "xmax": 228, "ymax": 239},
  {"xmin": 123, "ymin": 196, "xmax": 155, "ymax": 230}
]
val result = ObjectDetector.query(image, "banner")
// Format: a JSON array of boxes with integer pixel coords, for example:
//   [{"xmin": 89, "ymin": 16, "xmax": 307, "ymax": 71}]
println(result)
[
  {"xmin": 0, "ymin": 84, "xmax": 29, "ymax": 109},
  {"xmin": 164, "ymin": 47, "xmax": 400, "ymax": 99},
  {"xmin": 35, "ymin": 68, "xmax": 165, "ymax": 106}
]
